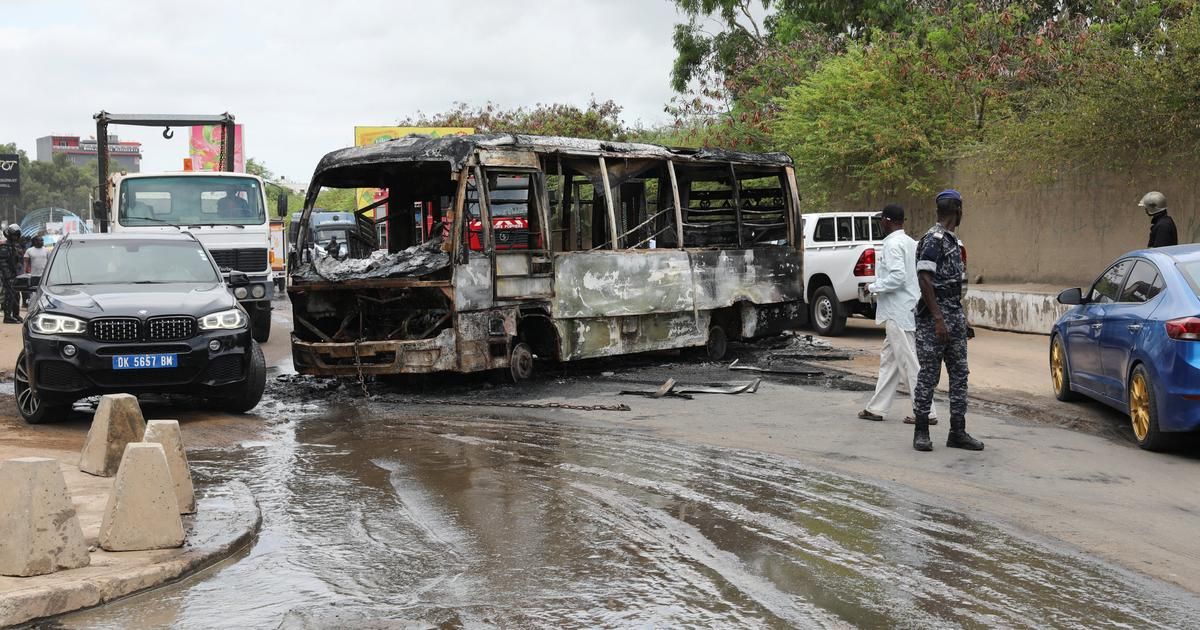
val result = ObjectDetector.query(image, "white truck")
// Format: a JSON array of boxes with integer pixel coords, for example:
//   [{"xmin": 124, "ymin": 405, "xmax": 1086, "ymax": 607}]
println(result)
[
  {"xmin": 801, "ymin": 210, "xmax": 967, "ymax": 336},
  {"xmin": 93, "ymin": 112, "xmax": 285, "ymax": 342},
  {"xmin": 801, "ymin": 211, "xmax": 882, "ymax": 336}
]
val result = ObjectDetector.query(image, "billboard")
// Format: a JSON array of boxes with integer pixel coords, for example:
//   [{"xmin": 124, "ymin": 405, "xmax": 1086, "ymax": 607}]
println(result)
[
  {"xmin": 0, "ymin": 154, "xmax": 19, "ymax": 196},
  {"xmin": 189, "ymin": 124, "xmax": 245, "ymax": 172},
  {"xmin": 352, "ymin": 127, "xmax": 473, "ymax": 216}
]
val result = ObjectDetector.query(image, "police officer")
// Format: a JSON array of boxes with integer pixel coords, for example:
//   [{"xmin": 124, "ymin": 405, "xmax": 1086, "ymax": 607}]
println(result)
[
  {"xmin": 0, "ymin": 225, "xmax": 24, "ymax": 324},
  {"xmin": 1140, "ymin": 191, "xmax": 1178, "ymax": 248},
  {"xmin": 911, "ymin": 190, "xmax": 983, "ymax": 452}
]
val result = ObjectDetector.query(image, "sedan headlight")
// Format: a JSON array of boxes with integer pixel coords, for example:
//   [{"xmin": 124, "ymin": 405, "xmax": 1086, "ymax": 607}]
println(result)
[
  {"xmin": 198, "ymin": 308, "xmax": 248, "ymax": 331},
  {"xmin": 30, "ymin": 314, "xmax": 87, "ymax": 335}
]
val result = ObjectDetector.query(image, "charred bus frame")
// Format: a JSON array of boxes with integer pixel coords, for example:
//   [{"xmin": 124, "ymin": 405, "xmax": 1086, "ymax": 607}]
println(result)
[{"xmin": 287, "ymin": 134, "xmax": 804, "ymax": 380}]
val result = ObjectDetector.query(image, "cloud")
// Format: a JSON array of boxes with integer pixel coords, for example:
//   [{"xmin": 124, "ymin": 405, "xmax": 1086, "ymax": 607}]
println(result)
[{"xmin": 1, "ymin": 0, "xmax": 684, "ymax": 180}]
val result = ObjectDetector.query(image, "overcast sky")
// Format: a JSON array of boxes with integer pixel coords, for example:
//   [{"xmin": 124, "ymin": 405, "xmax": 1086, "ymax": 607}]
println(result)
[{"xmin": 2, "ymin": 0, "xmax": 691, "ymax": 181}]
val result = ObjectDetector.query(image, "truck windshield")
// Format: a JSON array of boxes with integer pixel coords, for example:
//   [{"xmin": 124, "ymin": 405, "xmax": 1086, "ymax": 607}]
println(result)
[
  {"xmin": 46, "ymin": 239, "xmax": 221, "ymax": 286},
  {"xmin": 119, "ymin": 176, "xmax": 265, "ymax": 227}
]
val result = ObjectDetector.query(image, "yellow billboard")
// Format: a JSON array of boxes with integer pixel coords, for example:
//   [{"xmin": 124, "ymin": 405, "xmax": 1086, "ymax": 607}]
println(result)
[{"xmin": 353, "ymin": 127, "xmax": 474, "ymax": 214}]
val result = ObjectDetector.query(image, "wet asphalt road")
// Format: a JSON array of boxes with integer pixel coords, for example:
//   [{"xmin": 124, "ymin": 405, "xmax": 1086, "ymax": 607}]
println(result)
[{"xmin": 50, "ymin": 392, "xmax": 1200, "ymax": 629}]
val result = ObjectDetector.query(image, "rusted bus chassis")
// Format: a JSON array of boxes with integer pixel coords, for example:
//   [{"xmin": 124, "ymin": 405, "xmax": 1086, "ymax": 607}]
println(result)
[{"xmin": 287, "ymin": 134, "xmax": 805, "ymax": 379}]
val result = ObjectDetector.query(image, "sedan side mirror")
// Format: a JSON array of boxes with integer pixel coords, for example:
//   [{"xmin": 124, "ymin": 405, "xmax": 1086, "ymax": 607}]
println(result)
[
  {"xmin": 1057, "ymin": 287, "xmax": 1084, "ymax": 305},
  {"xmin": 228, "ymin": 270, "xmax": 251, "ymax": 287}
]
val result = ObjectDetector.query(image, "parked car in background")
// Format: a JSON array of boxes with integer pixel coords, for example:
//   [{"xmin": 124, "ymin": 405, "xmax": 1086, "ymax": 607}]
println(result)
[
  {"xmin": 801, "ymin": 212, "xmax": 882, "ymax": 335},
  {"xmin": 1050, "ymin": 244, "xmax": 1200, "ymax": 450},
  {"xmin": 14, "ymin": 232, "xmax": 266, "ymax": 424},
  {"xmin": 801, "ymin": 211, "xmax": 970, "ymax": 336}
]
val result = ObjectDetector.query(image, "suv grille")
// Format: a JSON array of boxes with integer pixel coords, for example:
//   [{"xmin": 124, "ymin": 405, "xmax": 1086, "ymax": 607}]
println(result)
[
  {"xmin": 91, "ymin": 318, "xmax": 141, "ymax": 343},
  {"xmin": 210, "ymin": 248, "xmax": 268, "ymax": 272},
  {"xmin": 38, "ymin": 361, "xmax": 87, "ymax": 390},
  {"xmin": 148, "ymin": 316, "xmax": 196, "ymax": 341}
]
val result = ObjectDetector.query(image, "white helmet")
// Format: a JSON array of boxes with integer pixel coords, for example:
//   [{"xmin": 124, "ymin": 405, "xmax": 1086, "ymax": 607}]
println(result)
[{"xmin": 1139, "ymin": 191, "xmax": 1167, "ymax": 216}]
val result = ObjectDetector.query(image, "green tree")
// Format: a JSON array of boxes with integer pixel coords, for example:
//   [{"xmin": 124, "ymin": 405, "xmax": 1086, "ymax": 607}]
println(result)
[
  {"xmin": 400, "ymin": 99, "xmax": 627, "ymax": 140},
  {"xmin": 246, "ymin": 157, "xmax": 305, "ymax": 222}
]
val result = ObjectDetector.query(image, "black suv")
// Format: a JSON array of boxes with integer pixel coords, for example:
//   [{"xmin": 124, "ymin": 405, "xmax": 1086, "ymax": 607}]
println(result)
[{"xmin": 14, "ymin": 232, "xmax": 266, "ymax": 424}]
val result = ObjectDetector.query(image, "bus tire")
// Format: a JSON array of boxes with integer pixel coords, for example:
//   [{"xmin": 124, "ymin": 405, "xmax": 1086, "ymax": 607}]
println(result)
[
  {"xmin": 508, "ymin": 342, "xmax": 534, "ymax": 383},
  {"xmin": 706, "ymin": 325, "xmax": 728, "ymax": 361}
]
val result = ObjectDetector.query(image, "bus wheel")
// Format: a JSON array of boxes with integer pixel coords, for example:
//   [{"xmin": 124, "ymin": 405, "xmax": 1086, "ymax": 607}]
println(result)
[
  {"xmin": 509, "ymin": 342, "xmax": 534, "ymax": 383},
  {"xmin": 706, "ymin": 325, "xmax": 728, "ymax": 361}
]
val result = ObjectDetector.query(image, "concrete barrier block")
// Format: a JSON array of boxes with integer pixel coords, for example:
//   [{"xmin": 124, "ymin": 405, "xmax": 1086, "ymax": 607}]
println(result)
[
  {"xmin": 0, "ymin": 457, "xmax": 91, "ymax": 577},
  {"xmin": 99, "ymin": 443, "xmax": 184, "ymax": 552},
  {"xmin": 143, "ymin": 420, "xmax": 195, "ymax": 514},
  {"xmin": 80, "ymin": 394, "xmax": 146, "ymax": 477}
]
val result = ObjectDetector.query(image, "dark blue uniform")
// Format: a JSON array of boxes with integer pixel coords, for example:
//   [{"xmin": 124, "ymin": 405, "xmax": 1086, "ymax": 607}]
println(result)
[{"xmin": 913, "ymin": 224, "xmax": 968, "ymax": 422}]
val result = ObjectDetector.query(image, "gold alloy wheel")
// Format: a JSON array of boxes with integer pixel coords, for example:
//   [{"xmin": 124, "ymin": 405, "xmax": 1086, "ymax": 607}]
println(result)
[
  {"xmin": 1129, "ymin": 372, "xmax": 1151, "ymax": 442},
  {"xmin": 1051, "ymin": 341, "xmax": 1065, "ymax": 395}
]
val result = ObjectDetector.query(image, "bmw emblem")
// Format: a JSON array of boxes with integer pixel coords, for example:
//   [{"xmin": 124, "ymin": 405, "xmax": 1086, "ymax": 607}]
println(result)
[{"xmin": 138, "ymin": 309, "xmax": 148, "ymax": 315}]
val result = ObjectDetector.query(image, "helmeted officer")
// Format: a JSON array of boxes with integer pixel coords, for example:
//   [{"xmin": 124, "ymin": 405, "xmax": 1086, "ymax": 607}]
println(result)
[
  {"xmin": 911, "ymin": 190, "xmax": 983, "ymax": 452},
  {"xmin": 0, "ymin": 225, "xmax": 24, "ymax": 324},
  {"xmin": 1140, "ymin": 191, "xmax": 1178, "ymax": 248}
]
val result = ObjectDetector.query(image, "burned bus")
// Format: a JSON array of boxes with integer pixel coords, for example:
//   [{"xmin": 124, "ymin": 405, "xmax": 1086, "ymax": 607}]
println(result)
[{"xmin": 287, "ymin": 134, "xmax": 804, "ymax": 381}]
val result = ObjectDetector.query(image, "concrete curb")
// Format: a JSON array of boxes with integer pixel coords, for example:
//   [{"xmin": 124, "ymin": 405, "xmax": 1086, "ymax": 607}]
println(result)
[{"xmin": 0, "ymin": 480, "xmax": 260, "ymax": 627}]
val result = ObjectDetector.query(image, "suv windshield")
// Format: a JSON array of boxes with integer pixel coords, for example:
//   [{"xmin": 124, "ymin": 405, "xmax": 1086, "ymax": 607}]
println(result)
[
  {"xmin": 119, "ymin": 176, "xmax": 265, "ymax": 226},
  {"xmin": 46, "ymin": 240, "xmax": 221, "ymax": 286}
]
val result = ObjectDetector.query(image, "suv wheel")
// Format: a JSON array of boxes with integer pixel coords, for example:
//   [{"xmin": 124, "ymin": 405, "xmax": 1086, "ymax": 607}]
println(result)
[
  {"xmin": 811, "ymin": 286, "xmax": 847, "ymax": 336},
  {"xmin": 214, "ymin": 342, "xmax": 267, "ymax": 414},
  {"xmin": 14, "ymin": 352, "xmax": 67, "ymax": 424}
]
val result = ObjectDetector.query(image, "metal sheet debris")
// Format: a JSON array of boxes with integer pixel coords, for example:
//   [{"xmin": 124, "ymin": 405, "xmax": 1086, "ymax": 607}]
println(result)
[
  {"xmin": 620, "ymin": 378, "xmax": 762, "ymax": 399},
  {"xmin": 728, "ymin": 359, "xmax": 825, "ymax": 377},
  {"xmin": 293, "ymin": 241, "xmax": 450, "ymax": 282}
]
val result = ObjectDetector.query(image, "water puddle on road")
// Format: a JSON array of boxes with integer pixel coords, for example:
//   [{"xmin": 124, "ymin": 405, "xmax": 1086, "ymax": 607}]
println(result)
[{"xmin": 52, "ymin": 406, "xmax": 1200, "ymax": 629}]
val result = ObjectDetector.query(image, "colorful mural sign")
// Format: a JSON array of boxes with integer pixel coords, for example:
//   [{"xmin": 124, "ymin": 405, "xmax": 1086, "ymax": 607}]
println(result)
[
  {"xmin": 353, "ymin": 127, "xmax": 473, "ymax": 216},
  {"xmin": 189, "ymin": 124, "xmax": 245, "ymax": 172}
]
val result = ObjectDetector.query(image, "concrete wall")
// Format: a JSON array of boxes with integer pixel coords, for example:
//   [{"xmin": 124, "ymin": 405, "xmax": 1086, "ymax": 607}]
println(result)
[
  {"xmin": 962, "ymin": 285, "xmax": 1071, "ymax": 335},
  {"xmin": 828, "ymin": 158, "xmax": 1199, "ymax": 288}
]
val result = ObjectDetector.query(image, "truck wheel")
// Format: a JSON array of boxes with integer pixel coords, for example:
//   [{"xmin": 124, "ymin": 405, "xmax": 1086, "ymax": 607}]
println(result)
[
  {"xmin": 811, "ymin": 286, "xmax": 847, "ymax": 336},
  {"xmin": 251, "ymin": 308, "xmax": 271, "ymax": 343},
  {"xmin": 215, "ymin": 342, "xmax": 267, "ymax": 414}
]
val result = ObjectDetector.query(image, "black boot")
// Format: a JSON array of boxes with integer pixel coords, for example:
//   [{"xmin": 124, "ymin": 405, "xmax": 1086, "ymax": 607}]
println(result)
[
  {"xmin": 946, "ymin": 417, "xmax": 984, "ymax": 450},
  {"xmin": 913, "ymin": 416, "xmax": 933, "ymax": 452}
]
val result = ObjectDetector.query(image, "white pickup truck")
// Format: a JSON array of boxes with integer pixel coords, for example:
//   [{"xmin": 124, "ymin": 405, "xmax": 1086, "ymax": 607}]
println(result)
[
  {"xmin": 801, "ymin": 211, "xmax": 968, "ymax": 336},
  {"xmin": 801, "ymin": 212, "xmax": 882, "ymax": 336}
]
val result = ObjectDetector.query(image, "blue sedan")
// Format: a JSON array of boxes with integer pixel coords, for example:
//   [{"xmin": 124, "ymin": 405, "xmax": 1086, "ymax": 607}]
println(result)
[{"xmin": 1051, "ymin": 245, "xmax": 1200, "ymax": 450}]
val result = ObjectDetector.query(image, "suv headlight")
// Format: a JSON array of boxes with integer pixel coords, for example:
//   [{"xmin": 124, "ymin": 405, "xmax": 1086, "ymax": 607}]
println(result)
[
  {"xmin": 31, "ymin": 314, "xmax": 86, "ymax": 335},
  {"xmin": 199, "ymin": 308, "xmax": 248, "ymax": 331}
]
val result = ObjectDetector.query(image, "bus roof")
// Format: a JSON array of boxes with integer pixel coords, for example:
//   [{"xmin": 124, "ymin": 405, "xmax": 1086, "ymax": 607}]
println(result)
[{"xmin": 310, "ymin": 133, "xmax": 793, "ymax": 189}]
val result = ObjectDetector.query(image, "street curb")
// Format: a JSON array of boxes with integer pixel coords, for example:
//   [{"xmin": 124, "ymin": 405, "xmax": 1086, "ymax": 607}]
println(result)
[{"xmin": 0, "ymin": 480, "xmax": 261, "ymax": 627}]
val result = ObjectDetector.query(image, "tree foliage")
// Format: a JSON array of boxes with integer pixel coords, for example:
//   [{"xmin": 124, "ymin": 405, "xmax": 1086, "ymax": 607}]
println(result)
[{"xmin": 399, "ymin": 99, "xmax": 626, "ymax": 140}]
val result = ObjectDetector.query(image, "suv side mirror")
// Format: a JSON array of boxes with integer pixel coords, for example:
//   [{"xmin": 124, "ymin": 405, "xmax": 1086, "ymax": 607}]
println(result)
[
  {"xmin": 1057, "ymin": 287, "xmax": 1084, "ymax": 305},
  {"xmin": 228, "ymin": 270, "xmax": 251, "ymax": 287},
  {"xmin": 276, "ymin": 194, "xmax": 288, "ymax": 218},
  {"xmin": 14, "ymin": 273, "xmax": 39, "ymax": 291}
]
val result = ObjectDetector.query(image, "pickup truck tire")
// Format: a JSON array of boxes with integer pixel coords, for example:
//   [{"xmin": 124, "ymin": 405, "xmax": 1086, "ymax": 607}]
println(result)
[
  {"xmin": 811, "ymin": 286, "xmax": 847, "ymax": 337},
  {"xmin": 251, "ymin": 309, "xmax": 271, "ymax": 343},
  {"xmin": 214, "ymin": 342, "xmax": 267, "ymax": 414}
]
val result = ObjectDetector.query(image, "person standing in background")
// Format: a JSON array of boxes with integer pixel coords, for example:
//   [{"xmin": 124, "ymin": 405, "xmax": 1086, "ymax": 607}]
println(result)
[
  {"xmin": 1140, "ymin": 191, "xmax": 1178, "ymax": 248},
  {"xmin": 858, "ymin": 204, "xmax": 937, "ymax": 425}
]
